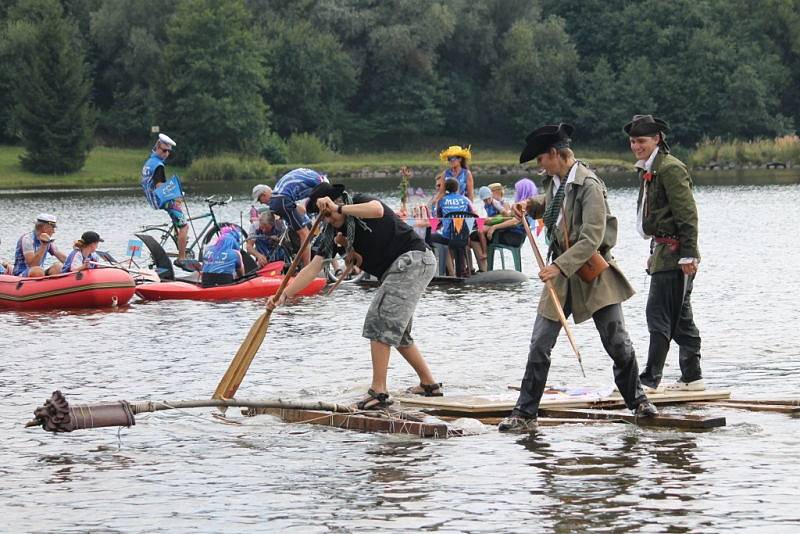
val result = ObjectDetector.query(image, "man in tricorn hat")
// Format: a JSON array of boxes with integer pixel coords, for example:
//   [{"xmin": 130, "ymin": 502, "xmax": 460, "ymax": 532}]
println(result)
[
  {"xmin": 499, "ymin": 123, "xmax": 657, "ymax": 432},
  {"xmin": 624, "ymin": 114, "xmax": 703, "ymax": 392},
  {"xmin": 267, "ymin": 182, "xmax": 443, "ymax": 409}
]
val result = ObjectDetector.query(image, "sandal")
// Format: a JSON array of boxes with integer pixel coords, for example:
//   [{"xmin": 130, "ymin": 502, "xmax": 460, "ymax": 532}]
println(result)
[
  {"xmin": 406, "ymin": 382, "xmax": 443, "ymax": 397},
  {"xmin": 355, "ymin": 388, "xmax": 394, "ymax": 410}
]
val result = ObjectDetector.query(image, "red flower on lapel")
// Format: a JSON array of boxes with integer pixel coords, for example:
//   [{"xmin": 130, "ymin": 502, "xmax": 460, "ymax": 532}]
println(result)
[{"xmin": 643, "ymin": 171, "xmax": 654, "ymax": 183}]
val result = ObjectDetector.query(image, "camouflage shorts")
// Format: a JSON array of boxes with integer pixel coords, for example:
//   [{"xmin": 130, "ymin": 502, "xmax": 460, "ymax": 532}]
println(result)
[{"xmin": 362, "ymin": 249, "xmax": 436, "ymax": 347}]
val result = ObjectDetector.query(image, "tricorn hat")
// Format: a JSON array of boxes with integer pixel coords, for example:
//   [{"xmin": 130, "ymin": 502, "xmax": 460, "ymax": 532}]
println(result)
[
  {"xmin": 623, "ymin": 115, "xmax": 669, "ymax": 137},
  {"xmin": 519, "ymin": 123, "xmax": 575, "ymax": 164},
  {"xmin": 305, "ymin": 183, "xmax": 347, "ymax": 214}
]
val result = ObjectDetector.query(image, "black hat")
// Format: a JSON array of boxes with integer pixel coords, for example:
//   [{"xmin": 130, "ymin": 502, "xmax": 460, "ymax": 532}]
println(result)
[
  {"xmin": 306, "ymin": 183, "xmax": 347, "ymax": 214},
  {"xmin": 623, "ymin": 114, "xmax": 669, "ymax": 137},
  {"xmin": 81, "ymin": 231, "xmax": 104, "ymax": 245},
  {"xmin": 519, "ymin": 123, "xmax": 575, "ymax": 164}
]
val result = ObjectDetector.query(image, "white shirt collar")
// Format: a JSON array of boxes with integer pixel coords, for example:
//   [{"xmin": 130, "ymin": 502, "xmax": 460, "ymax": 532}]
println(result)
[
  {"xmin": 634, "ymin": 146, "xmax": 660, "ymax": 172},
  {"xmin": 552, "ymin": 162, "xmax": 578, "ymax": 193}
]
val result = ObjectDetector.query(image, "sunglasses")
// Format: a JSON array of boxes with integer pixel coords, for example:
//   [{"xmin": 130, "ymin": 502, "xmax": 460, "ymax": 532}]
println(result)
[
  {"xmin": 159, "ymin": 146, "xmax": 173, "ymax": 153},
  {"xmin": 448, "ymin": 157, "xmax": 460, "ymax": 162}
]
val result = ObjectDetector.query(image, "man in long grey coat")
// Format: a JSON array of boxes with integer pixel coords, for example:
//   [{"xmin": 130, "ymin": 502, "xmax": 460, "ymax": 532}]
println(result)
[{"xmin": 499, "ymin": 123, "xmax": 657, "ymax": 432}]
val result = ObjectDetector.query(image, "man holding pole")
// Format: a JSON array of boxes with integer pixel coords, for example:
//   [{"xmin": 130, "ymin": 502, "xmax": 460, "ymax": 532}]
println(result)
[
  {"xmin": 267, "ymin": 183, "xmax": 442, "ymax": 410},
  {"xmin": 624, "ymin": 115, "xmax": 703, "ymax": 392},
  {"xmin": 498, "ymin": 123, "xmax": 657, "ymax": 432}
]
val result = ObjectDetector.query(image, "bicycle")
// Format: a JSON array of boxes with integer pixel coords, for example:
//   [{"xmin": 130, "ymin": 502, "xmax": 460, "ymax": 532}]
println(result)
[{"xmin": 139, "ymin": 195, "xmax": 247, "ymax": 262}]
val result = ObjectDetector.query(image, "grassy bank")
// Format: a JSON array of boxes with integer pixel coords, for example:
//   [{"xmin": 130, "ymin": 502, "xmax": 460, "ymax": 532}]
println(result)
[
  {"xmin": 689, "ymin": 135, "xmax": 800, "ymax": 168},
  {"xmin": 0, "ymin": 144, "xmax": 631, "ymax": 189}
]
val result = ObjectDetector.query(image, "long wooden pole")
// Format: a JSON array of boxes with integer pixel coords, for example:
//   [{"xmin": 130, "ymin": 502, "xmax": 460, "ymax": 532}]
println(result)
[
  {"xmin": 213, "ymin": 214, "xmax": 325, "ymax": 401},
  {"xmin": 521, "ymin": 215, "xmax": 586, "ymax": 377}
]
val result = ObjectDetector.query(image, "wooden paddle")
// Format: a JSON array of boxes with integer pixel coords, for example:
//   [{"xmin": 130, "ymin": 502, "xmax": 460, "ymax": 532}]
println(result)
[
  {"xmin": 521, "ymin": 214, "xmax": 586, "ymax": 377},
  {"xmin": 213, "ymin": 214, "xmax": 325, "ymax": 402}
]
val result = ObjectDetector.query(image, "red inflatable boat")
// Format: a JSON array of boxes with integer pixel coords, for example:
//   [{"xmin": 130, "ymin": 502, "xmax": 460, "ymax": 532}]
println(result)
[
  {"xmin": 0, "ymin": 268, "xmax": 136, "ymax": 311},
  {"xmin": 134, "ymin": 263, "xmax": 327, "ymax": 301}
]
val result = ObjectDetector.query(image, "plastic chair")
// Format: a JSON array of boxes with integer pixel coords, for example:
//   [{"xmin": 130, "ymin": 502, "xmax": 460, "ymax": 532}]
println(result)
[{"xmin": 487, "ymin": 232, "xmax": 522, "ymax": 271}]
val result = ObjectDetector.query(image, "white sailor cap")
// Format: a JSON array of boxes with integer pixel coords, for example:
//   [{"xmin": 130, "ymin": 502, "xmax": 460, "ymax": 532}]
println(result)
[
  {"xmin": 36, "ymin": 213, "xmax": 57, "ymax": 225},
  {"xmin": 158, "ymin": 133, "xmax": 177, "ymax": 147}
]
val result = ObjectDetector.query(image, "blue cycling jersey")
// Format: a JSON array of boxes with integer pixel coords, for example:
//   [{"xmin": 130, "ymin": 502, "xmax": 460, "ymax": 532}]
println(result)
[{"xmin": 273, "ymin": 168, "xmax": 326, "ymax": 201}]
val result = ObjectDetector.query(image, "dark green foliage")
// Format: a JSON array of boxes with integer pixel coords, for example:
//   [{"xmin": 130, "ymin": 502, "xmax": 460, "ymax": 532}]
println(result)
[
  {"xmin": 1, "ymin": 0, "xmax": 798, "ymax": 157},
  {"xmin": 160, "ymin": 0, "xmax": 269, "ymax": 165},
  {"xmin": 5, "ymin": 0, "xmax": 94, "ymax": 173}
]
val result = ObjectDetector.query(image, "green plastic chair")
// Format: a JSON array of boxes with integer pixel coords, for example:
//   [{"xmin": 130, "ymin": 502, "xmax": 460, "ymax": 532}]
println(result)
[{"xmin": 487, "ymin": 233, "xmax": 522, "ymax": 271}]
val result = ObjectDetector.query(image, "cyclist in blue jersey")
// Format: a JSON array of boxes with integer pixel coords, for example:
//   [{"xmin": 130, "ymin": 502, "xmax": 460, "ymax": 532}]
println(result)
[
  {"xmin": 266, "ymin": 168, "xmax": 328, "ymax": 266},
  {"xmin": 439, "ymin": 145, "xmax": 475, "ymax": 200},
  {"xmin": 201, "ymin": 227, "xmax": 245, "ymax": 287},
  {"xmin": 140, "ymin": 133, "xmax": 190, "ymax": 268},
  {"xmin": 62, "ymin": 231, "xmax": 104, "ymax": 273},
  {"xmin": 13, "ymin": 214, "xmax": 67, "ymax": 277},
  {"xmin": 246, "ymin": 210, "xmax": 289, "ymax": 267}
]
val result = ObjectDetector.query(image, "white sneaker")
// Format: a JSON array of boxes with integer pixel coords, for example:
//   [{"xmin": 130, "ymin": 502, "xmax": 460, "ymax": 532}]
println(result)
[
  {"xmin": 663, "ymin": 379, "xmax": 705, "ymax": 392},
  {"xmin": 642, "ymin": 384, "xmax": 662, "ymax": 394}
]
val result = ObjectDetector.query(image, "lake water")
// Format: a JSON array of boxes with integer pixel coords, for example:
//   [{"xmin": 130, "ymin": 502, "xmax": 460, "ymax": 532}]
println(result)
[{"xmin": 2, "ymin": 174, "xmax": 800, "ymax": 532}]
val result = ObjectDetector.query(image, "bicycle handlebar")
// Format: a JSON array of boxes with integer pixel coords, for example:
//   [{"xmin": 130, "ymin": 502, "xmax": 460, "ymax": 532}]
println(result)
[{"xmin": 204, "ymin": 195, "xmax": 233, "ymax": 207}]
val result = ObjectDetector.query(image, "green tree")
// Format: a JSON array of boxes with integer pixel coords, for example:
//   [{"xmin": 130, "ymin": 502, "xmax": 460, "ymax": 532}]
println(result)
[
  {"xmin": 6, "ymin": 0, "xmax": 94, "ymax": 173},
  {"xmin": 88, "ymin": 0, "xmax": 173, "ymax": 145},
  {"xmin": 261, "ymin": 18, "xmax": 356, "ymax": 143},
  {"xmin": 161, "ymin": 0, "xmax": 269, "ymax": 164},
  {"xmin": 488, "ymin": 14, "xmax": 579, "ymax": 140}
]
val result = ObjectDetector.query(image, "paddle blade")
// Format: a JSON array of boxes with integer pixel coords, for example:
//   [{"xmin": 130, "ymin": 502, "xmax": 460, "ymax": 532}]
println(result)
[{"xmin": 212, "ymin": 311, "xmax": 272, "ymax": 400}]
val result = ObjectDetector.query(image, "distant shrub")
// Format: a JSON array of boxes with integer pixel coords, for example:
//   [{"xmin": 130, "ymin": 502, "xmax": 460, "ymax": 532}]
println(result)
[
  {"xmin": 187, "ymin": 154, "xmax": 272, "ymax": 182},
  {"xmin": 690, "ymin": 136, "xmax": 800, "ymax": 167},
  {"xmin": 284, "ymin": 132, "xmax": 336, "ymax": 164},
  {"xmin": 261, "ymin": 132, "xmax": 287, "ymax": 164}
]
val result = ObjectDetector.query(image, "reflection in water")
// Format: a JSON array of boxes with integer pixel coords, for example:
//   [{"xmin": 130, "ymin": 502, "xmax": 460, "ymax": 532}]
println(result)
[{"xmin": 2, "ymin": 182, "xmax": 800, "ymax": 532}]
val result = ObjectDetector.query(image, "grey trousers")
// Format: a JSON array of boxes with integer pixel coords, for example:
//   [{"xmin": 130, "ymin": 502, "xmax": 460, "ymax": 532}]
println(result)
[
  {"xmin": 640, "ymin": 270, "xmax": 702, "ymax": 387},
  {"xmin": 513, "ymin": 301, "xmax": 647, "ymax": 417}
]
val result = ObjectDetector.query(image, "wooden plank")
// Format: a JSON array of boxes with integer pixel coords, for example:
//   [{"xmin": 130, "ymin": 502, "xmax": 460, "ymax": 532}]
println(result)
[
  {"xmin": 693, "ymin": 402, "xmax": 800, "ymax": 414},
  {"xmin": 716, "ymin": 398, "xmax": 800, "ymax": 407},
  {"xmin": 396, "ymin": 390, "xmax": 732, "ymax": 416},
  {"xmin": 243, "ymin": 407, "xmax": 456, "ymax": 438},
  {"xmin": 537, "ymin": 407, "xmax": 726, "ymax": 429},
  {"xmin": 441, "ymin": 415, "xmax": 620, "ymax": 426}
]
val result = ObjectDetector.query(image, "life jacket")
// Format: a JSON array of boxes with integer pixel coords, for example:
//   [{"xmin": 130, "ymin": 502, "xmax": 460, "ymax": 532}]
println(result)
[
  {"xmin": 141, "ymin": 152, "xmax": 165, "ymax": 209},
  {"xmin": 273, "ymin": 168, "xmax": 326, "ymax": 201},
  {"xmin": 485, "ymin": 200, "xmax": 502, "ymax": 218},
  {"xmin": 13, "ymin": 232, "xmax": 55, "ymax": 276},
  {"xmin": 437, "ymin": 193, "xmax": 473, "ymax": 240},
  {"xmin": 444, "ymin": 168, "xmax": 469, "ymax": 196},
  {"xmin": 61, "ymin": 249, "xmax": 99, "ymax": 273}
]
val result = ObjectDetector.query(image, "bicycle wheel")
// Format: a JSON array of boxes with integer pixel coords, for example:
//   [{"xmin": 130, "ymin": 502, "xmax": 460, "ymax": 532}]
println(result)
[
  {"xmin": 199, "ymin": 222, "xmax": 248, "ymax": 260},
  {"xmin": 138, "ymin": 226, "xmax": 178, "ymax": 264}
]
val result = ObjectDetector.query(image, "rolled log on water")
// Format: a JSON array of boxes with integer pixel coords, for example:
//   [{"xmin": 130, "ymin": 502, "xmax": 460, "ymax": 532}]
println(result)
[{"xmin": 25, "ymin": 390, "xmax": 357, "ymax": 433}]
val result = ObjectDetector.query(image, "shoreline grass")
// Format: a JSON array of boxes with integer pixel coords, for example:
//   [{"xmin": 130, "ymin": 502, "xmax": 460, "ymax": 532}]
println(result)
[{"xmin": 1, "ymin": 139, "xmax": 797, "ymax": 190}]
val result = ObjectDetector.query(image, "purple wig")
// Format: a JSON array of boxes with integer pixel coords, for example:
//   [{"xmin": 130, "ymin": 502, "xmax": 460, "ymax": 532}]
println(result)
[{"xmin": 514, "ymin": 178, "xmax": 538, "ymax": 202}]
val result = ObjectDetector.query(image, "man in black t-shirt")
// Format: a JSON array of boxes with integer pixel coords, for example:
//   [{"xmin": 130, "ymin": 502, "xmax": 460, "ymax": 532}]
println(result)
[{"xmin": 267, "ymin": 183, "xmax": 442, "ymax": 410}]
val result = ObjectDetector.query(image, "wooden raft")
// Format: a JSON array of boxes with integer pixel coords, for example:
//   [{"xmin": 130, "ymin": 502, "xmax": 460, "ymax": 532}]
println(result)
[
  {"xmin": 243, "ymin": 407, "xmax": 457, "ymax": 438},
  {"xmin": 396, "ymin": 389, "xmax": 733, "ymax": 417}
]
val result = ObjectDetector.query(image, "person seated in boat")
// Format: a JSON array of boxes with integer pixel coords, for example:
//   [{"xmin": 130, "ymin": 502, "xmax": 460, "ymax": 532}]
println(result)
[
  {"xmin": 246, "ymin": 210, "xmax": 289, "ymax": 267},
  {"xmin": 265, "ymin": 168, "xmax": 329, "ymax": 267},
  {"xmin": 485, "ymin": 178, "xmax": 539, "ymax": 249},
  {"xmin": 430, "ymin": 178, "xmax": 479, "ymax": 276},
  {"xmin": 12, "ymin": 214, "xmax": 67, "ymax": 277},
  {"xmin": 201, "ymin": 227, "xmax": 245, "ymax": 287},
  {"xmin": 438, "ymin": 145, "xmax": 474, "ymax": 200},
  {"xmin": 268, "ymin": 182, "xmax": 442, "ymax": 410},
  {"xmin": 61, "ymin": 231, "xmax": 104, "ymax": 273}
]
